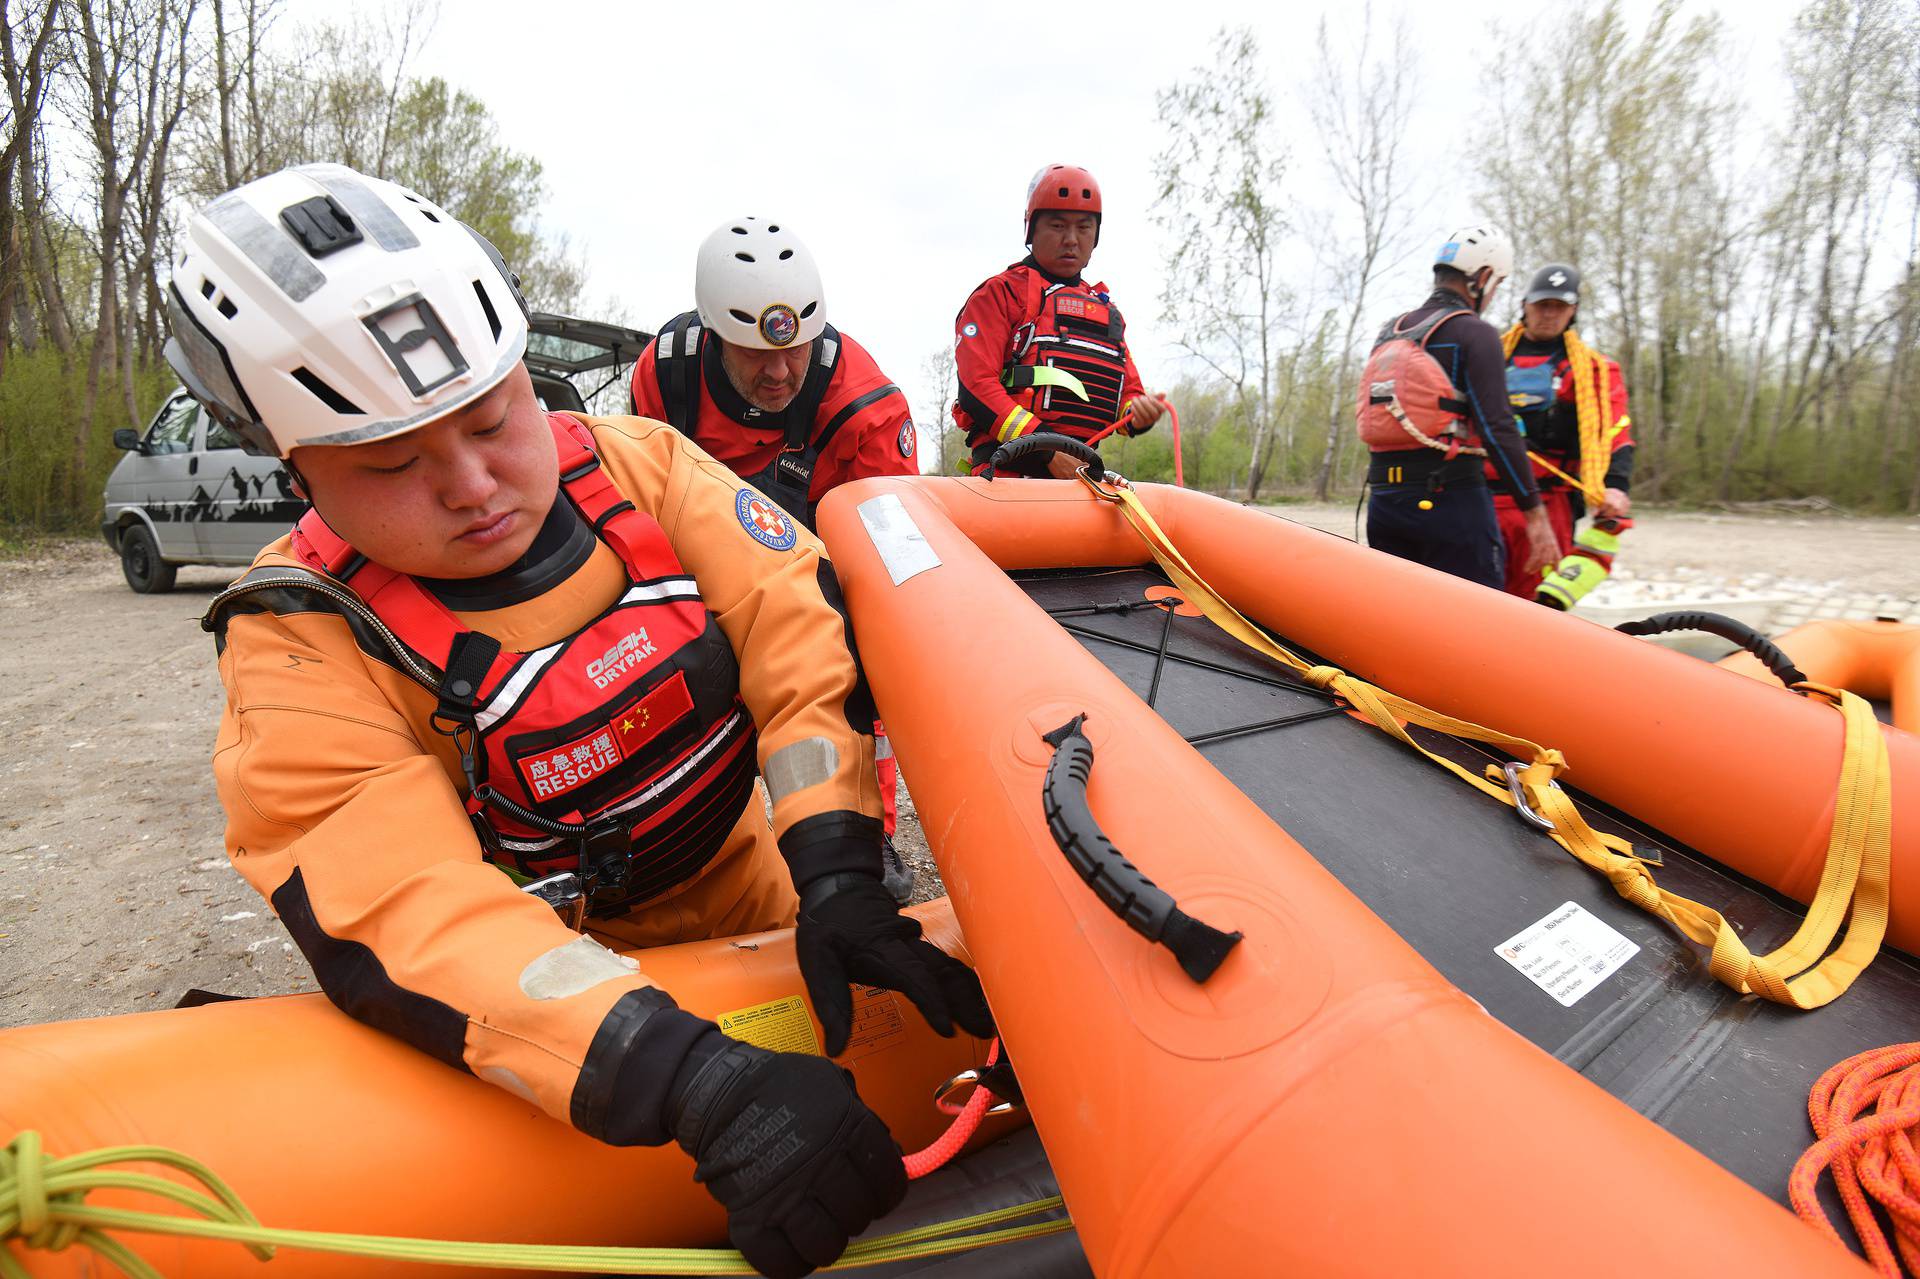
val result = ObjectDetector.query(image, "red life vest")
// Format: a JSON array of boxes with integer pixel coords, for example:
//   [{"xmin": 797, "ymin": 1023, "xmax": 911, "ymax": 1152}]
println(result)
[
  {"xmin": 1354, "ymin": 308, "xmax": 1486, "ymax": 457},
  {"xmin": 1001, "ymin": 271, "xmax": 1131, "ymax": 439},
  {"xmin": 288, "ymin": 414, "xmax": 755, "ymax": 913}
]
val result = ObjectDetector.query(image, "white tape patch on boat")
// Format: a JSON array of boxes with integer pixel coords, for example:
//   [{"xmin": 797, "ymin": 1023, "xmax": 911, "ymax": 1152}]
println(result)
[
  {"xmin": 857, "ymin": 493, "xmax": 941, "ymax": 586},
  {"xmin": 519, "ymin": 936, "xmax": 639, "ymax": 1000},
  {"xmin": 1495, "ymin": 901, "xmax": 1640, "ymax": 1007}
]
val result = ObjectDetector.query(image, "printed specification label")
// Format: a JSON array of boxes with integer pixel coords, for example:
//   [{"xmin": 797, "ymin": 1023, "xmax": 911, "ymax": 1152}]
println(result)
[
  {"xmin": 1496, "ymin": 901, "xmax": 1640, "ymax": 1007},
  {"xmin": 717, "ymin": 995, "xmax": 822, "ymax": 1056}
]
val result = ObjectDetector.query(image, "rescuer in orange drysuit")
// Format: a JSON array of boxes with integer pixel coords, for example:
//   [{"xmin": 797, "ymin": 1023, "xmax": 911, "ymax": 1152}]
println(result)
[{"xmin": 167, "ymin": 163, "xmax": 989, "ymax": 1279}]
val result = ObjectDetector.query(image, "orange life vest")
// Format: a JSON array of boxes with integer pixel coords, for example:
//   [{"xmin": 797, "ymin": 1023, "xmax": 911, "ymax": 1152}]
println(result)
[{"xmin": 1355, "ymin": 308, "xmax": 1486, "ymax": 457}]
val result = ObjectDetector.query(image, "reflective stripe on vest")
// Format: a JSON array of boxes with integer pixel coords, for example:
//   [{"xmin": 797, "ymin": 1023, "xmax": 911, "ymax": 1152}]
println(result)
[{"xmin": 289, "ymin": 413, "xmax": 755, "ymax": 912}]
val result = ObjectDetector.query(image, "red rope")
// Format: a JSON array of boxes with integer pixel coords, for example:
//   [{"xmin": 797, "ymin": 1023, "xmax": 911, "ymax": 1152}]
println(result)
[
  {"xmin": 1089, "ymin": 401, "xmax": 1183, "ymax": 487},
  {"xmin": 1791, "ymin": 1042, "xmax": 1920, "ymax": 1276},
  {"xmin": 902, "ymin": 1039, "xmax": 1001, "ymax": 1180}
]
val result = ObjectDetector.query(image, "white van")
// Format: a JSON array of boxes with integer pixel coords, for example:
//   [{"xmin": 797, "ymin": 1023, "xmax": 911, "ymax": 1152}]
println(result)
[{"xmin": 100, "ymin": 313, "xmax": 650, "ymax": 592}]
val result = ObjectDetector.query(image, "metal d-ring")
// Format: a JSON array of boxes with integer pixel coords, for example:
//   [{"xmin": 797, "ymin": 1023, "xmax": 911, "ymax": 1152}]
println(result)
[
  {"xmin": 933, "ymin": 1067, "xmax": 1017, "ymax": 1117},
  {"xmin": 1502, "ymin": 761, "xmax": 1559, "ymax": 833}
]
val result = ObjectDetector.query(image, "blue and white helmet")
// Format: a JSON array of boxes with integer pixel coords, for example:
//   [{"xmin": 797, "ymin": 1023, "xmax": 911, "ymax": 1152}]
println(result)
[
  {"xmin": 164, "ymin": 164, "xmax": 530, "ymax": 458},
  {"xmin": 1434, "ymin": 224, "xmax": 1515, "ymax": 297}
]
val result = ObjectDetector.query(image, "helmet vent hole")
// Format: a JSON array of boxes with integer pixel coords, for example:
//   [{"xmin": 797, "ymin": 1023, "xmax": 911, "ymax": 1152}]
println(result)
[
  {"xmin": 768, "ymin": 224, "xmax": 779, "ymax": 233},
  {"xmin": 199, "ymin": 278, "xmax": 216, "ymax": 299},
  {"xmin": 419, "ymin": 208, "xmax": 440, "ymax": 223},
  {"xmin": 732, "ymin": 226, "xmax": 748, "ymax": 235},
  {"xmin": 779, "ymin": 249, "xmax": 793, "ymax": 260},
  {"xmin": 216, "ymin": 296, "xmax": 238, "ymax": 320},
  {"xmin": 472, "ymin": 280, "xmax": 502, "ymax": 341},
  {"xmin": 1057, "ymin": 186, "xmax": 1070, "ymax": 198},
  {"xmin": 799, "ymin": 301, "xmax": 817, "ymax": 319},
  {"xmin": 291, "ymin": 367, "xmax": 363, "ymax": 415},
  {"xmin": 1081, "ymin": 188, "xmax": 1092, "ymax": 199},
  {"xmin": 735, "ymin": 252, "xmax": 755, "ymax": 263},
  {"xmin": 729, "ymin": 309, "xmax": 755, "ymax": 325}
]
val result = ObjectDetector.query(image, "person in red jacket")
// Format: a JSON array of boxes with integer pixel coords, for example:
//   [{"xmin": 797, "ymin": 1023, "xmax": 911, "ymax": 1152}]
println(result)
[
  {"xmin": 631, "ymin": 217, "xmax": 918, "ymax": 531},
  {"xmin": 952, "ymin": 164, "xmax": 1170, "ymax": 478},
  {"xmin": 1495, "ymin": 263, "xmax": 1635, "ymax": 604},
  {"xmin": 632, "ymin": 218, "xmax": 916, "ymax": 899}
]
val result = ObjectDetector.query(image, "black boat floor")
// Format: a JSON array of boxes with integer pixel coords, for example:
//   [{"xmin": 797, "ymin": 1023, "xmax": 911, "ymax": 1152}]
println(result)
[{"xmin": 1015, "ymin": 566, "xmax": 1920, "ymax": 1216}]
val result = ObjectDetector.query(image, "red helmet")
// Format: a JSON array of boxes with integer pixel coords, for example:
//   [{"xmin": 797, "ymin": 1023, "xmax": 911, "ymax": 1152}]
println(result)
[{"xmin": 1025, "ymin": 164, "xmax": 1102, "ymax": 244}]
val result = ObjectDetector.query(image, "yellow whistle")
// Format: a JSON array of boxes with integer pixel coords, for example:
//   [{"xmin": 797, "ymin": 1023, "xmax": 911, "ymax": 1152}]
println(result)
[{"xmin": 1417, "ymin": 499, "xmax": 1433, "ymax": 511}]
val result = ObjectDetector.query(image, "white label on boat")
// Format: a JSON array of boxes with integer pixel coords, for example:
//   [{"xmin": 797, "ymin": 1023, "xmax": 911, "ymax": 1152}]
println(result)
[
  {"xmin": 1495, "ymin": 901, "xmax": 1640, "ymax": 1007},
  {"xmin": 857, "ymin": 493, "xmax": 941, "ymax": 586}
]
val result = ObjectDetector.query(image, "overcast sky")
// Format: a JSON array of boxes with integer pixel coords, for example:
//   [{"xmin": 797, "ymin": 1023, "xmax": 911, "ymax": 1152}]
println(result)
[{"xmin": 359, "ymin": 0, "xmax": 1803, "ymax": 468}]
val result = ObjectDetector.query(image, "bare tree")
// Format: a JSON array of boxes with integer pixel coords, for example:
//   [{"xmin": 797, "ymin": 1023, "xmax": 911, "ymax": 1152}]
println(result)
[
  {"xmin": 1303, "ymin": 4, "xmax": 1419, "ymax": 500},
  {"xmin": 920, "ymin": 343, "xmax": 956, "ymax": 477},
  {"xmin": 1152, "ymin": 27, "xmax": 1293, "ymax": 502},
  {"xmin": 0, "ymin": 0, "xmax": 65, "ymax": 374}
]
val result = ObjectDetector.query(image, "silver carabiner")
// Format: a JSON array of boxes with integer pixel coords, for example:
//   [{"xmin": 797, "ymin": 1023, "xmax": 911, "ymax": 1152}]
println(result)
[
  {"xmin": 1502, "ymin": 761, "xmax": 1559, "ymax": 833},
  {"xmin": 933, "ymin": 1067, "xmax": 1017, "ymax": 1117}
]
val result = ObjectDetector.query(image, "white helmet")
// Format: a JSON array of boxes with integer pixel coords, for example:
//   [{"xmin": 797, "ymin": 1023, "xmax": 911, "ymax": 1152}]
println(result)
[
  {"xmin": 164, "ymin": 163, "xmax": 530, "ymax": 458},
  {"xmin": 693, "ymin": 217, "xmax": 825, "ymax": 350},
  {"xmin": 1435, "ymin": 224, "xmax": 1514, "ymax": 302}
]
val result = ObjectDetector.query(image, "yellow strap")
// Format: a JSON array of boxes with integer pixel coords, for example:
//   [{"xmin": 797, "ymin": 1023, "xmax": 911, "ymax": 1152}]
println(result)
[
  {"xmin": 0, "ymin": 1130, "xmax": 1071, "ymax": 1277},
  {"xmin": 1084, "ymin": 473, "xmax": 1893, "ymax": 1010},
  {"xmin": 1523, "ymin": 449, "xmax": 1607, "ymax": 507}
]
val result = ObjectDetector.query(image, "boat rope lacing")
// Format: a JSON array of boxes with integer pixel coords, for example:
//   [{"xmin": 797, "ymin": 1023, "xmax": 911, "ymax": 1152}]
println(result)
[
  {"xmin": 1793, "ymin": 1043, "xmax": 1920, "ymax": 1276},
  {"xmin": 1, "ymin": 1118, "xmax": 1066, "ymax": 1276},
  {"xmin": 1077, "ymin": 468, "xmax": 1895, "ymax": 1011}
]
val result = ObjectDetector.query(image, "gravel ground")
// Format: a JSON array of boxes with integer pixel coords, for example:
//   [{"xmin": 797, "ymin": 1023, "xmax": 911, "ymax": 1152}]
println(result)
[{"xmin": 5, "ymin": 504, "xmax": 1917, "ymax": 1029}]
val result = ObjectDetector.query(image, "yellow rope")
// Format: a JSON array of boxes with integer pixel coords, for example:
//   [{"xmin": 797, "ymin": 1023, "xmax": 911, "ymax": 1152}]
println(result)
[
  {"xmin": 0, "ymin": 1130, "xmax": 1071, "ymax": 1277},
  {"xmin": 1083, "ymin": 471, "xmax": 1895, "ymax": 1012},
  {"xmin": 1501, "ymin": 322, "xmax": 1616, "ymax": 506}
]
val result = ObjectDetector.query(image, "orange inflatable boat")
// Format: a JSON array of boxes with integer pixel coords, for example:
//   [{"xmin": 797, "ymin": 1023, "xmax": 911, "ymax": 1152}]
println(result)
[
  {"xmin": 0, "ymin": 903, "xmax": 1021, "ymax": 1277},
  {"xmin": 1716, "ymin": 617, "xmax": 1920, "ymax": 733},
  {"xmin": 5, "ymin": 458, "xmax": 1912, "ymax": 1278},
  {"xmin": 813, "ymin": 465, "xmax": 1913, "ymax": 1278}
]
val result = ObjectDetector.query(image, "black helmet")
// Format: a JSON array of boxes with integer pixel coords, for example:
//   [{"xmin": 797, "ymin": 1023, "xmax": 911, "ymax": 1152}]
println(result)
[{"xmin": 1523, "ymin": 263, "xmax": 1581, "ymax": 307}]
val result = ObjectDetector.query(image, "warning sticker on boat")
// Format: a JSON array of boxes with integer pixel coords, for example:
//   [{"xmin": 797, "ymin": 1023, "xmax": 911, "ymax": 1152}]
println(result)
[
  {"xmin": 1495, "ymin": 901, "xmax": 1640, "ymax": 1007},
  {"xmin": 717, "ymin": 995, "xmax": 821, "ymax": 1056},
  {"xmin": 857, "ymin": 492, "xmax": 941, "ymax": 586}
]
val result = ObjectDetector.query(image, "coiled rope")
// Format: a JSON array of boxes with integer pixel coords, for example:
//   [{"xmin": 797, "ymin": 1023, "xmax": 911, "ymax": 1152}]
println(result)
[{"xmin": 0, "ymin": 1126, "xmax": 1066, "ymax": 1277}]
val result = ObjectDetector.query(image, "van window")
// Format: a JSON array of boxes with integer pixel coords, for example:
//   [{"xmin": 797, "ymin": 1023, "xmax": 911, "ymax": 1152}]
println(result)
[{"xmin": 146, "ymin": 398, "xmax": 199, "ymax": 454}]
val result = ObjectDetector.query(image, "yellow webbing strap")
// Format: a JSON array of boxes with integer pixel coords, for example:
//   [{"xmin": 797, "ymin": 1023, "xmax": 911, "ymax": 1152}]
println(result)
[
  {"xmin": 1085, "ymin": 473, "xmax": 1894, "ymax": 1010},
  {"xmin": 0, "ymin": 1130, "xmax": 1070, "ymax": 1277}
]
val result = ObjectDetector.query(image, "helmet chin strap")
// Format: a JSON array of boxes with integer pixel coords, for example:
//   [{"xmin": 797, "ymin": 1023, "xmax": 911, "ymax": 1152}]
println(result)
[{"xmin": 1467, "ymin": 267, "xmax": 1492, "ymax": 314}]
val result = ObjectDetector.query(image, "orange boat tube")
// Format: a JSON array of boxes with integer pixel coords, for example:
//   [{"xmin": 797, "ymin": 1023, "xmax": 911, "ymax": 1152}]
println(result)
[
  {"xmin": 816, "ymin": 475, "xmax": 1893, "ymax": 1278},
  {"xmin": 0, "ymin": 903, "xmax": 1004, "ymax": 1277},
  {"xmin": 1719, "ymin": 618, "xmax": 1920, "ymax": 734}
]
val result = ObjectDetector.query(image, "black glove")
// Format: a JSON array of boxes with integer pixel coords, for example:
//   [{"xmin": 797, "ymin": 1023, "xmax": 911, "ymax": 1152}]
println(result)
[
  {"xmin": 669, "ymin": 1031, "xmax": 906, "ymax": 1278},
  {"xmin": 796, "ymin": 872, "xmax": 994, "ymax": 1057}
]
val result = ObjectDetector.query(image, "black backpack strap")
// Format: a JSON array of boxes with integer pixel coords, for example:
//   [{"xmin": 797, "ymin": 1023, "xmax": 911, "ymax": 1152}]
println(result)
[{"xmin": 652, "ymin": 311, "xmax": 704, "ymax": 432}]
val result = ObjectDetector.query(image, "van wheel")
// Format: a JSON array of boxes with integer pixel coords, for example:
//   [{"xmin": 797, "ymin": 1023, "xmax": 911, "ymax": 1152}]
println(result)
[{"xmin": 120, "ymin": 525, "xmax": 177, "ymax": 593}]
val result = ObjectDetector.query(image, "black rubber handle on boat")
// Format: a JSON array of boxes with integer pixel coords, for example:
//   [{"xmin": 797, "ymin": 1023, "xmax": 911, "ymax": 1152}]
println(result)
[
  {"xmin": 984, "ymin": 432, "xmax": 1105, "ymax": 481},
  {"xmin": 1614, "ymin": 611, "xmax": 1807, "ymax": 688},
  {"xmin": 1040, "ymin": 715, "xmax": 1242, "ymax": 983}
]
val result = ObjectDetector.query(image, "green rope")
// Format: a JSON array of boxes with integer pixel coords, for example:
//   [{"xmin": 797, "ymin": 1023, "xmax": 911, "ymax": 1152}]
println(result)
[{"xmin": 1, "ymin": 1131, "xmax": 1070, "ymax": 1276}]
